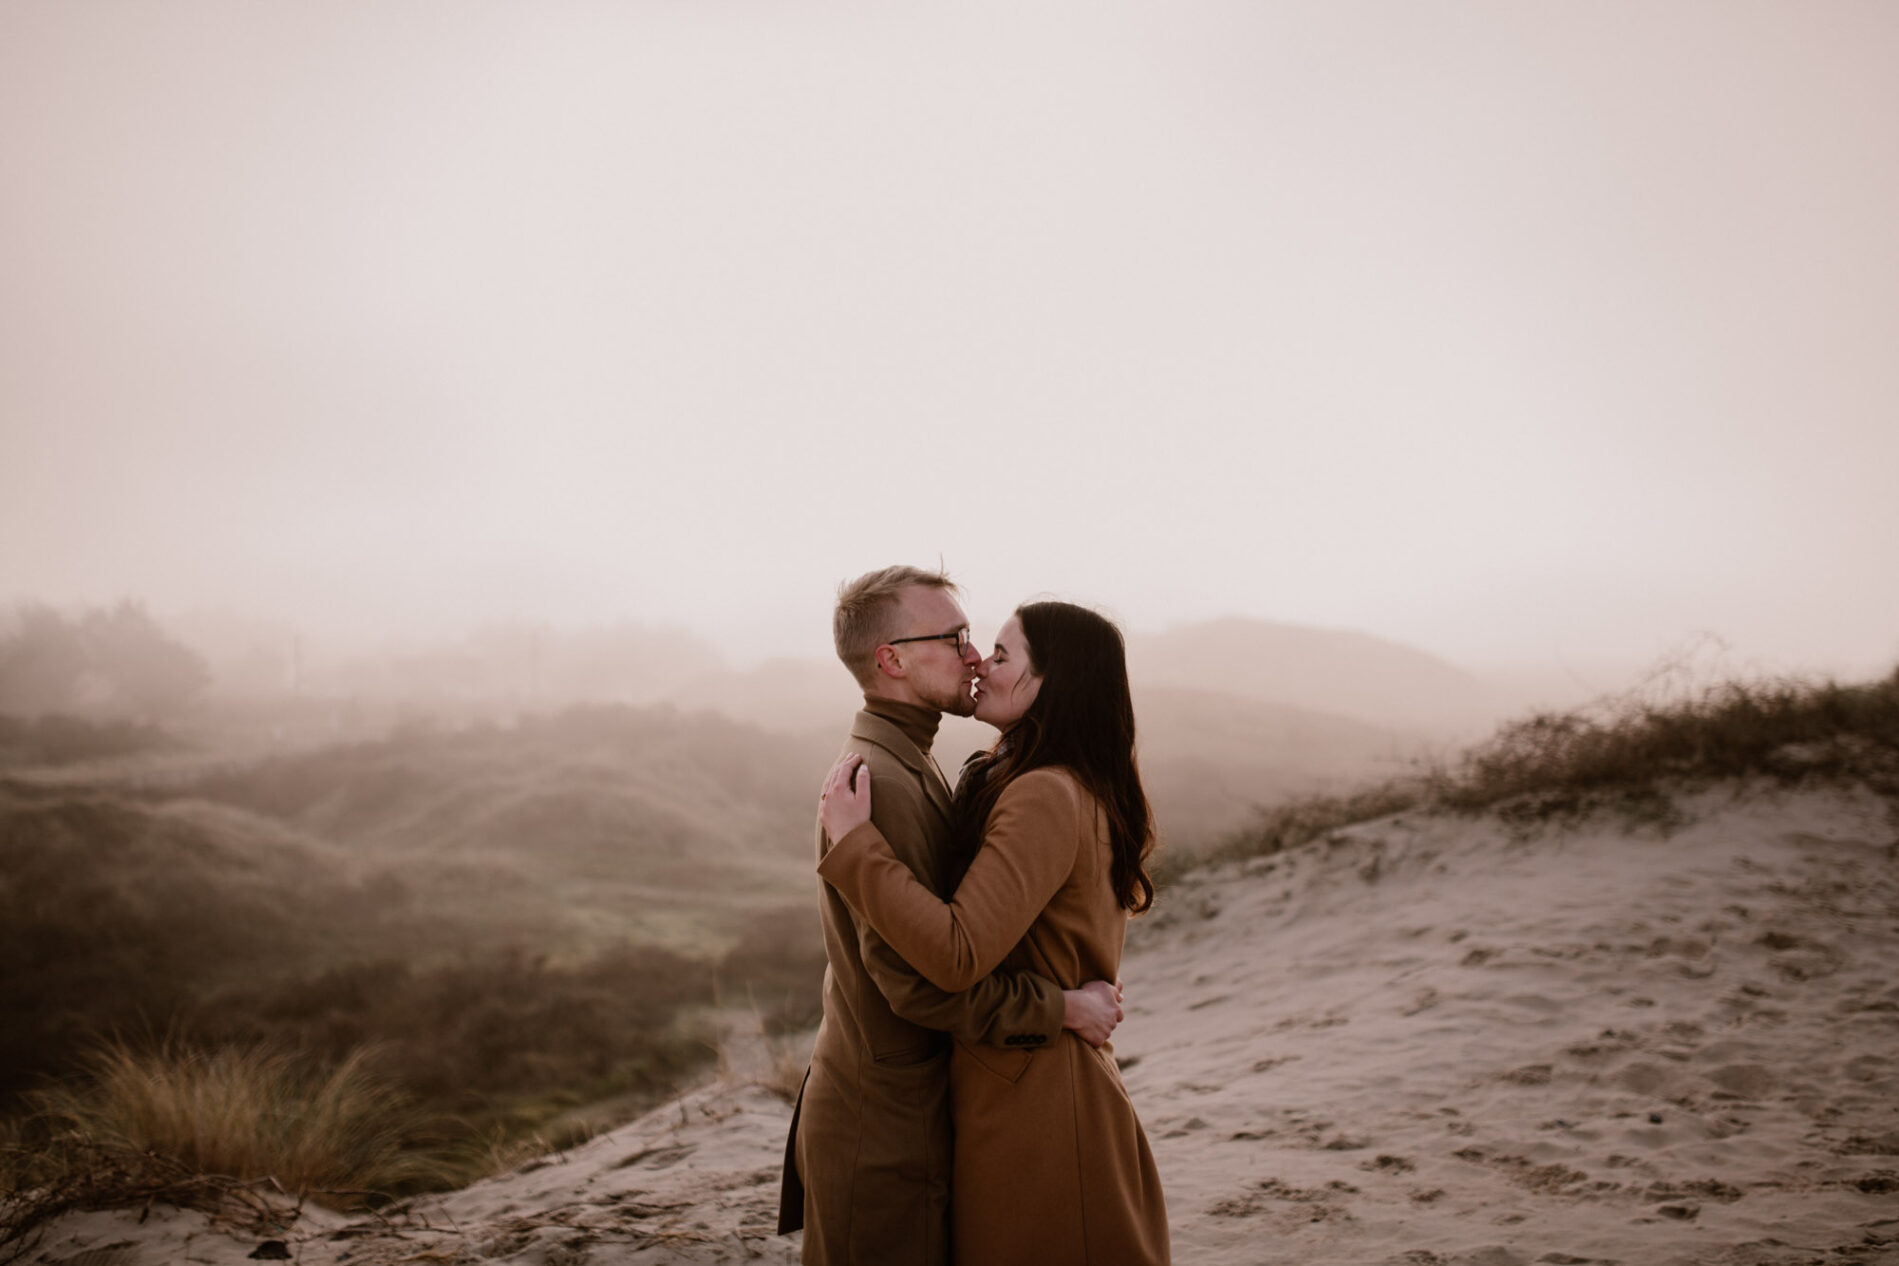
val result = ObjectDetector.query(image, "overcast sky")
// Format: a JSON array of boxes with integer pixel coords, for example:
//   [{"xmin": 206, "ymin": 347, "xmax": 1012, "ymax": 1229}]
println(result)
[{"xmin": 4, "ymin": 2, "xmax": 1895, "ymax": 678}]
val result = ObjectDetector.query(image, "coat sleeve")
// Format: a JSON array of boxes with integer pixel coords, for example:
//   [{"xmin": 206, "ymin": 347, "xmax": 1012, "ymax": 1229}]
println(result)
[
  {"xmin": 819, "ymin": 769, "xmax": 1083, "ymax": 993},
  {"xmin": 856, "ymin": 921, "xmax": 1064, "ymax": 1046},
  {"xmin": 842, "ymin": 766, "xmax": 1064, "ymax": 1047}
]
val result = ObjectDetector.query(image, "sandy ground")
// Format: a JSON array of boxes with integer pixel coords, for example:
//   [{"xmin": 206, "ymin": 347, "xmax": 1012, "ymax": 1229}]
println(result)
[
  {"xmin": 20, "ymin": 782, "xmax": 1899, "ymax": 1266},
  {"xmin": 1121, "ymin": 782, "xmax": 1899, "ymax": 1266}
]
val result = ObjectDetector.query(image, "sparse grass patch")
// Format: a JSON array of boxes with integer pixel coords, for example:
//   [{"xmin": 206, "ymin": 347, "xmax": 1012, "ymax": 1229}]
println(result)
[
  {"xmin": 1171, "ymin": 663, "xmax": 1899, "ymax": 882},
  {"xmin": 1154, "ymin": 782, "xmax": 1426, "ymax": 885},
  {"xmin": 0, "ymin": 1136, "xmax": 304, "ymax": 1265},
  {"xmin": 717, "ymin": 906, "xmax": 825, "ymax": 1037},
  {"xmin": 1434, "ymin": 666, "xmax": 1899, "ymax": 814},
  {"xmin": 1, "ymin": 1041, "xmax": 440, "ymax": 1265},
  {"xmin": 756, "ymin": 1034, "xmax": 813, "ymax": 1107},
  {"xmin": 0, "ymin": 706, "xmax": 839, "ymax": 1226},
  {"xmin": 31, "ymin": 1040, "xmax": 432, "ymax": 1202}
]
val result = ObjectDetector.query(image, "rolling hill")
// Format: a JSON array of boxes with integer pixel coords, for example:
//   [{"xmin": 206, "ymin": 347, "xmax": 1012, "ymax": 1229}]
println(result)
[{"xmin": 1126, "ymin": 617, "xmax": 1496, "ymax": 734}]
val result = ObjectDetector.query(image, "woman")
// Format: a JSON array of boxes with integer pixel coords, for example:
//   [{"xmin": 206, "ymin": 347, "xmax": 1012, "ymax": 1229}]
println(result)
[{"xmin": 817, "ymin": 601, "xmax": 1170, "ymax": 1266}]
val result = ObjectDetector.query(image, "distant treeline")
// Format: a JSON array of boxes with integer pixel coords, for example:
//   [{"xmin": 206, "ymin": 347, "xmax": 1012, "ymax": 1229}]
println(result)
[{"xmin": 0, "ymin": 601, "xmax": 209, "ymax": 720}]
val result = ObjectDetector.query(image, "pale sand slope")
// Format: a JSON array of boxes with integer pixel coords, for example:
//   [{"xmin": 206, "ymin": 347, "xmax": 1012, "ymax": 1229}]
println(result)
[
  {"xmin": 26, "ymin": 784, "xmax": 1899, "ymax": 1266},
  {"xmin": 1121, "ymin": 782, "xmax": 1899, "ymax": 1266}
]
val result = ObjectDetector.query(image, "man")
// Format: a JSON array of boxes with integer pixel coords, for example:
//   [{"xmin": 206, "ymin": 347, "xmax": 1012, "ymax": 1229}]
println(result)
[{"xmin": 779, "ymin": 565, "xmax": 1123, "ymax": 1265}]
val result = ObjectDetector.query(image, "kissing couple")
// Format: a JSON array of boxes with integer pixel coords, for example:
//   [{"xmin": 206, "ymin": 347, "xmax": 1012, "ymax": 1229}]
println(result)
[{"xmin": 779, "ymin": 565, "xmax": 1170, "ymax": 1266}]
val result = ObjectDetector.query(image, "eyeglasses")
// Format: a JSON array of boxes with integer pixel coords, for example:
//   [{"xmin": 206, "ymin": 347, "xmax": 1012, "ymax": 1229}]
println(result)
[{"xmin": 886, "ymin": 627, "xmax": 972, "ymax": 655}]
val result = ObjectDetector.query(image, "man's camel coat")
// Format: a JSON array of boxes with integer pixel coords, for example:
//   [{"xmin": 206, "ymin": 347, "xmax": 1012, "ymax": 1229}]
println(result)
[
  {"xmin": 779, "ymin": 703, "xmax": 1064, "ymax": 1265},
  {"xmin": 818, "ymin": 766, "xmax": 1170, "ymax": 1266}
]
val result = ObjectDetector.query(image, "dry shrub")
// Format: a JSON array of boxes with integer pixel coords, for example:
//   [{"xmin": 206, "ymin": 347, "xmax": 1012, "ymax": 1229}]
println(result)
[
  {"xmin": 756, "ymin": 1035, "xmax": 812, "ymax": 1107},
  {"xmin": 1182, "ymin": 662, "xmax": 1899, "ymax": 879},
  {"xmin": 198, "ymin": 946, "xmax": 719, "ymax": 1112},
  {"xmin": 30, "ymin": 1040, "xmax": 432, "ymax": 1201},
  {"xmin": 717, "ymin": 906, "xmax": 824, "ymax": 1037},
  {"xmin": 1436, "ymin": 667, "xmax": 1899, "ymax": 814},
  {"xmin": 1, "ymin": 1137, "xmax": 304, "ymax": 1265}
]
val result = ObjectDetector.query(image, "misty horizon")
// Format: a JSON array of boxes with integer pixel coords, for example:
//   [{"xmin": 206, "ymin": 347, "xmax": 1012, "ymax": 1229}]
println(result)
[
  {"xmin": 8, "ymin": 593, "xmax": 1887, "ymax": 750},
  {"xmin": 4, "ymin": 589, "xmax": 1894, "ymax": 703},
  {"xmin": 5, "ymin": 4, "xmax": 1896, "ymax": 689}
]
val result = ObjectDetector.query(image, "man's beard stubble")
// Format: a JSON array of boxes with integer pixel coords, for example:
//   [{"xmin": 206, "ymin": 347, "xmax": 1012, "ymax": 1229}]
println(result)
[{"xmin": 928, "ymin": 676, "xmax": 978, "ymax": 718}]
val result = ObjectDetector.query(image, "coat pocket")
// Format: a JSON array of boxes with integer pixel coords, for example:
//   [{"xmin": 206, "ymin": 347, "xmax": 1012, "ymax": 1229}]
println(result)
[{"xmin": 956, "ymin": 1038, "xmax": 1034, "ymax": 1086}]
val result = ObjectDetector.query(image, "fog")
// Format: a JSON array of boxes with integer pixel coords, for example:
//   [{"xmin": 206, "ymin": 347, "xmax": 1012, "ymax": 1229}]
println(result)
[{"xmin": 4, "ymin": 2, "xmax": 1896, "ymax": 685}]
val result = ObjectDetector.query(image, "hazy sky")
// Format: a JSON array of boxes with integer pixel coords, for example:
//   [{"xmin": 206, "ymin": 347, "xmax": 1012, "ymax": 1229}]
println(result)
[{"xmin": 4, "ymin": 2, "xmax": 1896, "ymax": 676}]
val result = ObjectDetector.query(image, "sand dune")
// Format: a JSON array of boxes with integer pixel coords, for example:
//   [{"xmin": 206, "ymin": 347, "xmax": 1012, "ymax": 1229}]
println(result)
[
  {"xmin": 24, "ymin": 782, "xmax": 1899, "ymax": 1266},
  {"xmin": 1124, "ymin": 782, "xmax": 1899, "ymax": 1264}
]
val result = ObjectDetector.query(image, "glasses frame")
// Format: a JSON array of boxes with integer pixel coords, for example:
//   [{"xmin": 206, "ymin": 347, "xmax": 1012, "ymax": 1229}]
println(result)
[{"xmin": 885, "ymin": 627, "xmax": 972, "ymax": 656}]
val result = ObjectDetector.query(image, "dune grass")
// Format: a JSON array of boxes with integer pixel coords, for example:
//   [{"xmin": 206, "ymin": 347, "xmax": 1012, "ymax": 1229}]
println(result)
[
  {"xmin": 0, "ymin": 703, "xmax": 833, "ymax": 1235},
  {"xmin": 1435, "ymin": 665, "xmax": 1899, "ymax": 814},
  {"xmin": 1, "ymin": 1136, "xmax": 299, "ymax": 1265},
  {"xmin": 30, "ymin": 1041, "xmax": 430, "ymax": 1198},
  {"xmin": 1, "ymin": 1040, "xmax": 437, "ymax": 1261},
  {"xmin": 1152, "ymin": 781, "xmax": 1427, "ymax": 883},
  {"xmin": 1174, "ymin": 663, "xmax": 1899, "ymax": 877}
]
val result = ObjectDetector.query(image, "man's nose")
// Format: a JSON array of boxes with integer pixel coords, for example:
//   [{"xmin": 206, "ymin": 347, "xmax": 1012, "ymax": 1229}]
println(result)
[{"xmin": 961, "ymin": 643, "xmax": 982, "ymax": 667}]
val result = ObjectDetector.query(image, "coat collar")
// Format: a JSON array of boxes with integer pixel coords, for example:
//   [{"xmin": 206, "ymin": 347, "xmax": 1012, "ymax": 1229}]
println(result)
[{"xmin": 849, "ymin": 708, "xmax": 953, "ymax": 822}]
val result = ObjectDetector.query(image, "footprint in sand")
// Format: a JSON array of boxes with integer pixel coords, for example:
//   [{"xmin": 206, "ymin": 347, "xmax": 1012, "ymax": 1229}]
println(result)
[
  {"xmin": 1615, "ymin": 1061, "xmax": 1677, "ymax": 1094},
  {"xmin": 612, "ymin": 1142, "xmax": 696, "ymax": 1170},
  {"xmin": 1835, "ymin": 1130, "xmax": 1899, "ymax": 1155},
  {"xmin": 1642, "ymin": 1178, "xmax": 1743, "ymax": 1204},
  {"xmin": 1449, "ymin": 1247, "xmax": 1529, "ymax": 1266},
  {"xmin": 1206, "ymin": 1177, "xmax": 1360, "ymax": 1225},
  {"xmin": 1705, "ymin": 1062, "xmax": 1776, "ymax": 1099},
  {"xmin": 1497, "ymin": 1064, "xmax": 1553, "ymax": 1086}
]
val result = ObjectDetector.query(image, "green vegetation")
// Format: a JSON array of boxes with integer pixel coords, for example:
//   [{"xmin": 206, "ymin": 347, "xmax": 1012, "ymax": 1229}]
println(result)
[
  {"xmin": 196, "ymin": 946, "xmax": 720, "ymax": 1114},
  {"xmin": 1173, "ymin": 663, "xmax": 1899, "ymax": 877},
  {"xmin": 0, "ymin": 703, "xmax": 830, "ymax": 1217}
]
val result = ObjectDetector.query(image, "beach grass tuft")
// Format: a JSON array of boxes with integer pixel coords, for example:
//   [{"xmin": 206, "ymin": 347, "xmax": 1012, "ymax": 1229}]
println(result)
[
  {"xmin": 1170, "ymin": 662, "xmax": 1899, "ymax": 881},
  {"xmin": 1435, "ymin": 664, "xmax": 1899, "ymax": 814},
  {"xmin": 29, "ymin": 1040, "xmax": 431, "ymax": 1199},
  {"xmin": 1, "ymin": 1041, "xmax": 440, "ymax": 1261}
]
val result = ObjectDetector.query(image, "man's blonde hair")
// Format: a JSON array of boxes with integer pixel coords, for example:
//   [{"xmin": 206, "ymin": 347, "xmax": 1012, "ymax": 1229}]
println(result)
[{"xmin": 833, "ymin": 565, "xmax": 959, "ymax": 688}]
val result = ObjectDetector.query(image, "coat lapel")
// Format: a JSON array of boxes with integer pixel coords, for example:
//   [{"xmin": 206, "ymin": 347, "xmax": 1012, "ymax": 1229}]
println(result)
[{"xmin": 849, "ymin": 710, "xmax": 953, "ymax": 822}]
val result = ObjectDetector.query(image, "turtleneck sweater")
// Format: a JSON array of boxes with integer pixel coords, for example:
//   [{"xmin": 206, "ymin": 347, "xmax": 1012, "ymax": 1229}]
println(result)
[{"xmin": 863, "ymin": 695, "xmax": 941, "ymax": 756}]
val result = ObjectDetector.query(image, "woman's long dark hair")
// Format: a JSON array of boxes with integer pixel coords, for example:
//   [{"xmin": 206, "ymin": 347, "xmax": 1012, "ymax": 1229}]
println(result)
[{"xmin": 950, "ymin": 601, "xmax": 1156, "ymax": 914}]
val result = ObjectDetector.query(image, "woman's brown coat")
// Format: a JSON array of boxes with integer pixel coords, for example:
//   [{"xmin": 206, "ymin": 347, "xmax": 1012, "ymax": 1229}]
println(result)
[{"xmin": 819, "ymin": 766, "xmax": 1170, "ymax": 1266}]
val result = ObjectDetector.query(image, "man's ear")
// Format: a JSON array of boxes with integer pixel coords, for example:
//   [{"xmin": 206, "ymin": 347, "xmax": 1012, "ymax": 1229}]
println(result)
[{"xmin": 873, "ymin": 644, "xmax": 906, "ymax": 678}]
